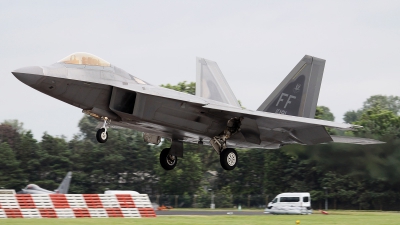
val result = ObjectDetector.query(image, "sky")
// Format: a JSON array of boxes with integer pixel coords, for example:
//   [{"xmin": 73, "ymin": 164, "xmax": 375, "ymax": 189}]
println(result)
[{"xmin": 1, "ymin": 0, "xmax": 400, "ymax": 140}]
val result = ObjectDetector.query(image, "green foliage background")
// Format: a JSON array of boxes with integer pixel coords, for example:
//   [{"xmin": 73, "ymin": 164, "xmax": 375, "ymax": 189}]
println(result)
[{"xmin": 1, "ymin": 82, "xmax": 400, "ymax": 210}]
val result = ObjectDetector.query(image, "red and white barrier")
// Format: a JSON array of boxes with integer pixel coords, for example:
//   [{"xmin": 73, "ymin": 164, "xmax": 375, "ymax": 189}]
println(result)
[{"xmin": 0, "ymin": 194, "xmax": 156, "ymax": 218}]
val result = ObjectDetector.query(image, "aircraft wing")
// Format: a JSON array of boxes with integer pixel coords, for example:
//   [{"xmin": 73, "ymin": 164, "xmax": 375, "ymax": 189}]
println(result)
[
  {"xmin": 203, "ymin": 103, "xmax": 382, "ymax": 146},
  {"xmin": 203, "ymin": 103, "xmax": 359, "ymax": 130}
]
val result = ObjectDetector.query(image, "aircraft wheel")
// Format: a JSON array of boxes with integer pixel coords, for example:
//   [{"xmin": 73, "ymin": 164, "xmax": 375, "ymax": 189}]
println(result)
[
  {"xmin": 96, "ymin": 128, "xmax": 108, "ymax": 143},
  {"xmin": 160, "ymin": 148, "xmax": 177, "ymax": 170},
  {"xmin": 220, "ymin": 148, "xmax": 237, "ymax": 170}
]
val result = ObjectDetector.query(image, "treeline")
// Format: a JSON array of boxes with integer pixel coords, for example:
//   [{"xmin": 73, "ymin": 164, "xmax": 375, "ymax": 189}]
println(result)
[{"xmin": 0, "ymin": 82, "xmax": 400, "ymax": 210}]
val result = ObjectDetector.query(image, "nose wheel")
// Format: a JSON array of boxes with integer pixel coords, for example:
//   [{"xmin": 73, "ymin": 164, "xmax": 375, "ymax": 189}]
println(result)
[
  {"xmin": 96, "ymin": 117, "xmax": 110, "ymax": 143},
  {"xmin": 220, "ymin": 148, "xmax": 237, "ymax": 170},
  {"xmin": 160, "ymin": 148, "xmax": 177, "ymax": 170},
  {"xmin": 96, "ymin": 128, "xmax": 108, "ymax": 143}
]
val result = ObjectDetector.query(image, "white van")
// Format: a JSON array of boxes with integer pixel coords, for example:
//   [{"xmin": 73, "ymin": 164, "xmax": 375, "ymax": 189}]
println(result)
[{"xmin": 264, "ymin": 192, "xmax": 312, "ymax": 215}]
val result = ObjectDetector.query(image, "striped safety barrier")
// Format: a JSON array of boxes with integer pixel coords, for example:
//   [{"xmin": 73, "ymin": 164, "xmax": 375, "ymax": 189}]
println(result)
[{"xmin": 0, "ymin": 194, "xmax": 156, "ymax": 218}]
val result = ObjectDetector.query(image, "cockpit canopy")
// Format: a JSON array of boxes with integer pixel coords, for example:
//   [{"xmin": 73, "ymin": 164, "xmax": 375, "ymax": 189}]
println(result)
[
  {"xmin": 59, "ymin": 52, "xmax": 110, "ymax": 67},
  {"xmin": 26, "ymin": 184, "xmax": 40, "ymax": 190},
  {"xmin": 57, "ymin": 52, "xmax": 149, "ymax": 85}
]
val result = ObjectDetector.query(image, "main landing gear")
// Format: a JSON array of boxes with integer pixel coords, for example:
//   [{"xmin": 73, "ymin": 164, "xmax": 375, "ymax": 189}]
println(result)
[
  {"xmin": 220, "ymin": 148, "xmax": 238, "ymax": 170},
  {"xmin": 210, "ymin": 117, "xmax": 243, "ymax": 154},
  {"xmin": 210, "ymin": 117, "xmax": 242, "ymax": 170},
  {"xmin": 159, "ymin": 148, "xmax": 177, "ymax": 170},
  {"xmin": 158, "ymin": 146, "xmax": 238, "ymax": 171},
  {"xmin": 158, "ymin": 117, "xmax": 242, "ymax": 171},
  {"xmin": 96, "ymin": 117, "xmax": 110, "ymax": 143}
]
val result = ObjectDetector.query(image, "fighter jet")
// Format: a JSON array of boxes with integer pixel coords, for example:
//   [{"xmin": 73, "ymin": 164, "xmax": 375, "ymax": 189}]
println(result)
[
  {"xmin": 12, "ymin": 53, "xmax": 383, "ymax": 171},
  {"xmin": 18, "ymin": 172, "xmax": 72, "ymax": 194}
]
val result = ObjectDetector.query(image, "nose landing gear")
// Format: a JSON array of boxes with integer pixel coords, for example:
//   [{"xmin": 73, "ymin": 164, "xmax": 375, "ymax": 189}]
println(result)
[
  {"xmin": 96, "ymin": 117, "xmax": 110, "ymax": 143},
  {"xmin": 96, "ymin": 128, "xmax": 108, "ymax": 143}
]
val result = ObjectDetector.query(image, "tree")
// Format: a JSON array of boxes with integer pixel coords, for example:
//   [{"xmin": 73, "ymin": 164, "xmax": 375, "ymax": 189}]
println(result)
[
  {"xmin": 0, "ymin": 123, "xmax": 20, "ymax": 150},
  {"xmin": 363, "ymin": 95, "xmax": 400, "ymax": 114},
  {"xmin": 0, "ymin": 142, "xmax": 25, "ymax": 189},
  {"xmin": 161, "ymin": 81, "xmax": 196, "ymax": 95},
  {"xmin": 77, "ymin": 115, "xmax": 99, "ymax": 143},
  {"xmin": 320, "ymin": 171, "xmax": 357, "ymax": 209},
  {"xmin": 69, "ymin": 115, "xmax": 160, "ymax": 194},
  {"xmin": 354, "ymin": 105, "xmax": 400, "ymax": 139},
  {"xmin": 344, "ymin": 95, "xmax": 400, "ymax": 123},
  {"xmin": 214, "ymin": 186, "xmax": 233, "ymax": 208},
  {"xmin": 160, "ymin": 81, "xmax": 245, "ymax": 107},
  {"xmin": 217, "ymin": 149, "xmax": 267, "ymax": 196},
  {"xmin": 35, "ymin": 133, "xmax": 72, "ymax": 190},
  {"xmin": 155, "ymin": 141, "xmax": 204, "ymax": 195},
  {"xmin": 315, "ymin": 106, "xmax": 335, "ymax": 121},
  {"xmin": 16, "ymin": 131, "xmax": 40, "ymax": 182},
  {"xmin": 2, "ymin": 119, "xmax": 25, "ymax": 134},
  {"xmin": 343, "ymin": 110, "xmax": 363, "ymax": 123},
  {"xmin": 3, "ymin": 85, "xmax": 400, "ymax": 210}
]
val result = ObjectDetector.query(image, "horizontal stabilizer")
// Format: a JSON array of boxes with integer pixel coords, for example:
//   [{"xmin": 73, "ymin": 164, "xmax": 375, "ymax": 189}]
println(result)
[
  {"xmin": 196, "ymin": 57, "xmax": 240, "ymax": 107},
  {"xmin": 330, "ymin": 135, "xmax": 385, "ymax": 145}
]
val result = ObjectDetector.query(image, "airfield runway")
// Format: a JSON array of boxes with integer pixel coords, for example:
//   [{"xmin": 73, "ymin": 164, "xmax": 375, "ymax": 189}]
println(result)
[{"xmin": 156, "ymin": 210, "xmax": 266, "ymax": 216}]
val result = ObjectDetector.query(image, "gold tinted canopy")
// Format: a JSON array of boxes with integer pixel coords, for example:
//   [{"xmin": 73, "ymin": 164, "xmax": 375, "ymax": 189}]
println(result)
[{"xmin": 59, "ymin": 52, "xmax": 110, "ymax": 67}]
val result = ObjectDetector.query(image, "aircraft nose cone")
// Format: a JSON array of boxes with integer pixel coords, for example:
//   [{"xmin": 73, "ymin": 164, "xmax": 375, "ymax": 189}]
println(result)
[{"xmin": 12, "ymin": 66, "xmax": 44, "ymax": 86}]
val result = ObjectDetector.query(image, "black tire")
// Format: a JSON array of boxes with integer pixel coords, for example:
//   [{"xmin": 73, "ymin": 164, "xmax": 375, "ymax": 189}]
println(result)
[
  {"xmin": 96, "ymin": 128, "xmax": 108, "ymax": 143},
  {"xmin": 220, "ymin": 148, "xmax": 237, "ymax": 170},
  {"xmin": 160, "ymin": 148, "xmax": 177, "ymax": 170}
]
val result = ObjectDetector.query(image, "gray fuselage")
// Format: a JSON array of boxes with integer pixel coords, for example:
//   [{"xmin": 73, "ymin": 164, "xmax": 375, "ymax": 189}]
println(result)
[{"xmin": 12, "ymin": 62, "xmax": 285, "ymax": 149}]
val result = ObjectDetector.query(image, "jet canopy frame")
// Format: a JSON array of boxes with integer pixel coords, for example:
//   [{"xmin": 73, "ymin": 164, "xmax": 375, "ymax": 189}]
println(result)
[{"xmin": 59, "ymin": 52, "xmax": 111, "ymax": 67}]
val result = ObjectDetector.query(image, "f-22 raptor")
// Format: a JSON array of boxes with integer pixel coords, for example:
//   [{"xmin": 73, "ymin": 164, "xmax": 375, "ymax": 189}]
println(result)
[{"xmin": 12, "ymin": 53, "xmax": 382, "ymax": 171}]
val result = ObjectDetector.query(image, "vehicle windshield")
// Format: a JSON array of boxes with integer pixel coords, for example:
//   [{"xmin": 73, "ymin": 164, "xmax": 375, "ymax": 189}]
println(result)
[
  {"xmin": 59, "ymin": 52, "xmax": 111, "ymax": 67},
  {"xmin": 272, "ymin": 198, "xmax": 278, "ymax": 203}
]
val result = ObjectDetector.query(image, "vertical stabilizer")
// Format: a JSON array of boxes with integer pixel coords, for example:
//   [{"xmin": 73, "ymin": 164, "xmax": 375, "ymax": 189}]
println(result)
[
  {"xmin": 257, "ymin": 55, "xmax": 325, "ymax": 118},
  {"xmin": 56, "ymin": 171, "xmax": 72, "ymax": 194},
  {"xmin": 196, "ymin": 57, "xmax": 240, "ymax": 107}
]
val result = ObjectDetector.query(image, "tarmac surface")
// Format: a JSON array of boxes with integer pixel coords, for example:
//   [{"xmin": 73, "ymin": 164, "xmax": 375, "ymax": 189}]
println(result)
[{"xmin": 156, "ymin": 210, "xmax": 266, "ymax": 216}]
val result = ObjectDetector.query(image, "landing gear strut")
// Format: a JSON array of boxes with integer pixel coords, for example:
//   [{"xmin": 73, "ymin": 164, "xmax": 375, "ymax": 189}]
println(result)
[
  {"xmin": 160, "ymin": 148, "xmax": 177, "ymax": 170},
  {"xmin": 210, "ymin": 117, "xmax": 243, "ymax": 170},
  {"xmin": 210, "ymin": 117, "xmax": 243, "ymax": 154},
  {"xmin": 96, "ymin": 117, "xmax": 110, "ymax": 143}
]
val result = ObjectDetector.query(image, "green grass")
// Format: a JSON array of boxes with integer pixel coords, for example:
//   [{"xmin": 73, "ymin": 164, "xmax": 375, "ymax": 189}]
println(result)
[{"xmin": 1, "ymin": 211, "xmax": 399, "ymax": 225}]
